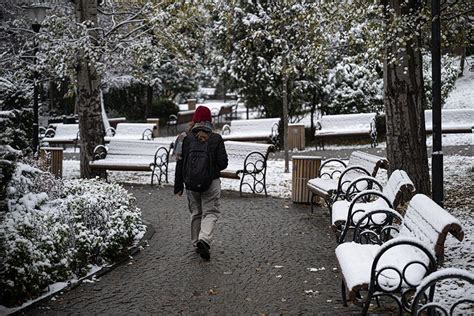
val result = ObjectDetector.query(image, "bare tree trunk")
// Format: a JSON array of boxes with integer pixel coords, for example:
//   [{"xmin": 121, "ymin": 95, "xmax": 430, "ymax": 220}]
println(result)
[
  {"xmin": 76, "ymin": 0, "xmax": 104, "ymax": 178},
  {"xmin": 384, "ymin": 0, "xmax": 431, "ymax": 194}
]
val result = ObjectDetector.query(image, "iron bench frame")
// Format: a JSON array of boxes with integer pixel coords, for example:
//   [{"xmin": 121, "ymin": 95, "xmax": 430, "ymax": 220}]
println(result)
[
  {"xmin": 307, "ymin": 151, "xmax": 389, "ymax": 211},
  {"xmin": 90, "ymin": 141, "xmax": 173, "ymax": 185},
  {"xmin": 336, "ymin": 195, "xmax": 464, "ymax": 315},
  {"xmin": 314, "ymin": 115, "xmax": 378, "ymax": 150},
  {"xmin": 167, "ymin": 111, "xmax": 195, "ymax": 134},
  {"xmin": 220, "ymin": 142, "xmax": 274, "ymax": 196}
]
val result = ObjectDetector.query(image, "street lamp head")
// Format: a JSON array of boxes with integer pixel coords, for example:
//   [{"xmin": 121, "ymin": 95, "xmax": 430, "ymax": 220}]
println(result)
[{"xmin": 22, "ymin": 2, "xmax": 51, "ymax": 32}]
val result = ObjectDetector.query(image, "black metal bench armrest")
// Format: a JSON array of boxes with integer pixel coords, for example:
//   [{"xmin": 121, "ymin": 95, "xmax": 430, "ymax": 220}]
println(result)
[
  {"xmin": 411, "ymin": 269, "xmax": 474, "ymax": 316},
  {"xmin": 44, "ymin": 127, "xmax": 56, "ymax": 138},
  {"xmin": 344, "ymin": 176, "xmax": 383, "ymax": 201},
  {"xmin": 167, "ymin": 114, "xmax": 178, "ymax": 126},
  {"xmin": 350, "ymin": 208, "xmax": 402, "ymax": 245},
  {"xmin": 151, "ymin": 146, "xmax": 170, "ymax": 167},
  {"xmin": 93, "ymin": 145, "xmax": 107, "ymax": 161},
  {"xmin": 333, "ymin": 165, "xmax": 371, "ymax": 202},
  {"xmin": 338, "ymin": 190, "xmax": 393, "ymax": 243},
  {"xmin": 105, "ymin": 127, "xmax": 116, "ymax": 137},
  {"xmin": 142, "ymin": 128, "xmax": 154, "ymax": 140},
  {"xmin": 364, "ymin": 238, "xmax": 436, "ymax": 314},
  {"xmin": 320, "ymin": 158, "xmax": 347, "ymax": 179},
  {"xmin": 221, "ymin": 124, "xmax": 231, "ymax": 135}
]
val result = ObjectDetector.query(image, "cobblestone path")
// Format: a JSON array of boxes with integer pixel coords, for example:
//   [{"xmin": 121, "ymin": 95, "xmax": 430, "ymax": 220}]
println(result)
[{"xmin": 29, "ymin": 185, "xmax": 360, "ymax": 315}]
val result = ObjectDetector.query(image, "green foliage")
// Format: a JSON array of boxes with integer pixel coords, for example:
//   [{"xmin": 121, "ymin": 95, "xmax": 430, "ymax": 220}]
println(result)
[
  {"xmin": 149, "ymin": 99, "xmax": 179, "ymax": 124},
  {"xmin": 103, "ymin": 83, "xmax": 147, "ymax": 121}
]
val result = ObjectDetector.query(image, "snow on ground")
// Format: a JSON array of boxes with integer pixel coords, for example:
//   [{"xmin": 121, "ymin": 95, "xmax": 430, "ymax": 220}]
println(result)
[{"xmin": 444, "ymin": 56, "xmax": 474, "ymax": 109}]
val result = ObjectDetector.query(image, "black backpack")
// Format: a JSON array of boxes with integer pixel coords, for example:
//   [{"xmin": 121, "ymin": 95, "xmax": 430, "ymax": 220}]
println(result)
[{"xmin": 183, "ymin": 132, "xmax": 213, "ymax": 192}]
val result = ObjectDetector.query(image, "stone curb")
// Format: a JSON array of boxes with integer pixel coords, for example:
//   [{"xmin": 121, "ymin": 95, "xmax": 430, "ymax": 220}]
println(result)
[{"xmin": 10, "ymin": 220, "xmax": 155, "ymax": 316}]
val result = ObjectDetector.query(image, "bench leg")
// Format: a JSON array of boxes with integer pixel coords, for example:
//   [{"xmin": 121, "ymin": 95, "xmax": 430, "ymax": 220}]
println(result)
[
  {"xmin": 310, "ymin": 192, "xmax": 315, "ymax": 213},
  {"xmin": 341, "ymin": 280, "xmax": 348, "ymax": 307}
]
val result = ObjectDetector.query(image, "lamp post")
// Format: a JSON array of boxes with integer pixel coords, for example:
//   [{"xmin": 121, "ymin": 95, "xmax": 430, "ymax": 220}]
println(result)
[
  {"xmin": 431, "ymin": 0, "xmax": 443, "ymax": 206},
  {"xmin": 23, "ymin": 2, "xmax": 50, "ymax": 155}
]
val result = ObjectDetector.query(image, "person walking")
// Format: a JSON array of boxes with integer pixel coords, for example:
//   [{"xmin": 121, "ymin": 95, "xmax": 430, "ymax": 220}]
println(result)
[{"xmin": 174, "ymin": 106, "xmax": 228, "ymax": 260}]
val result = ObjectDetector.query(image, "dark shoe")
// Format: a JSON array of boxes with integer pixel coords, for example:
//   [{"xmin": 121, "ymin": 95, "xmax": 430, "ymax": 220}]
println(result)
[{"xmin": 196, "ymin": 240, "xmax": 210, "ymax": 260}]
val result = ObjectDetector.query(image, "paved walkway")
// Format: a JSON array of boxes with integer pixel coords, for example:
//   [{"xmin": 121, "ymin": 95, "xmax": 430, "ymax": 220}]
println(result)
[{"xmin": 28, "ymin": 186, "xmax": 359, "ymax": 315}]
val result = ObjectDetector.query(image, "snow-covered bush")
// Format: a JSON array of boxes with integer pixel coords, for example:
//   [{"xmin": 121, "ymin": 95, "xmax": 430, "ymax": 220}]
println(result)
[
  {"xmin": 323, "ymin": 59, "xmax": 383, "ymax": 114},
  {"xmin": 422, "ymin": 52, "xmax": 460, "ymax": 108},
  {"xmin": 0, "ymin": 164, "xmax": 145, "ymax": 306}
]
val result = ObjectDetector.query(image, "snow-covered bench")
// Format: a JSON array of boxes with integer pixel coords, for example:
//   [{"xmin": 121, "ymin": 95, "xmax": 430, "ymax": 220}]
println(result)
[
  {"xmin": 307, "ymin": 151, "xmax": 389, "ymax": 211},
  {"xmin": 221, "ymin": 118, "xmax": 280, "ymax": 144},
  {"xmin": 411, "ymin": 268, "xmax": 474, "ymax": 315},
  {"xmin": 90, "ymin": 139, "xmax": 173, "ymax": 185},
  {"xmin": 333, "ymin": 170, "xmax": 415, "ymax": 241},
  {"xmin": 220, "ymin": 141, "xmax": 274, "ymax": 196},
  {"xmin": 314, "ymin": 113, "xmax": 378, "ymax": 149},
  {"xmin": 425, "ymin": 108, "xmax": 474, "ymax": 134},
  {"xmin": 167, "ymin": 110, "xmax": 195, "ymax": 134},
  {"xmin": 335, "ymin": 194, "xmax": 464, "ymax": 314},
  {"xmin": 212, "ymin": 104, "xmax": 235, "ymax": 123},
  {"xmin": 41, "ymin": 123, "xmax": 80, "ymax": 149},
  {"xmin": 104, "ymin": 123, "xmax": 156, "ymax": 142}
]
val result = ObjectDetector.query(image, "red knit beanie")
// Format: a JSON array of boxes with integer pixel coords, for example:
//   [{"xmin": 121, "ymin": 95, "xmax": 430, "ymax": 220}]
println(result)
[{"xmin": 193, "ymin": 106, "xmax": 212, "ymax": 122}]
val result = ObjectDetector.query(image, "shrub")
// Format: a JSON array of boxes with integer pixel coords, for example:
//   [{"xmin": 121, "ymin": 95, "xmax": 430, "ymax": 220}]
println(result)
[
  {"xmin": 0, "ymin": 164, "xmax": 145, "ymax": 307},
  {"xmin": 422, "ymin": 52, "xmax": 460, "ymax": 108},
  {"xmin": 149, "ymin": 98, "xmax": 179, "ymax": 124}
]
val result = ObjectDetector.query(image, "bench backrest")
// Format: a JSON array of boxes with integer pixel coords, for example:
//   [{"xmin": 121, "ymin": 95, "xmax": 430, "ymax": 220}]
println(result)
[
  {"xmin": 318, "ymin": 113, "xmax": 376, "ymax": 132},
  {"xmin": 348, "ymin": 151, "xmax": 388, "ymax": 177},
  {"xmin": 399, "ymin": 194, "xmax": 464, "ymax": 260},
  {"xmin": 382, "ymin": 170, "xmax": 415, "ymax": 208},
  {"xmin": 219, "ymin": 104, "xmax": 234, "ymax": 116},
  {"xmin": 177, "ymin": 110, "xmax": 195, "ymax": 124},
  {"xmin": 224, "ymin": 141, "xmax": 273, "ymax": 163},
  {"xmin": 114, "ymin": 123, "xmax": 156, "ymax": 139},
  {"xmin": 53, "ymin": 124, "xmax": 79, "ymax": 138},
  {"xmin": 425, "ymin": 109, "xmax": 474, "ymax": 131},
  {"xmin": 228, "ymin": 118, "xmax": 280, "ymax": 134},
  {"xmin": 107, "ymin": 139, "xmax": 171, "ymax": 157}
]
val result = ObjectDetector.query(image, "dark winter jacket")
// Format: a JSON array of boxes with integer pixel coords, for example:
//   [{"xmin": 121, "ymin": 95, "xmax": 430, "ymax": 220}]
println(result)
[{"xmin": 174, "ymin": 131, "xmax": 228, "ymax": 194}]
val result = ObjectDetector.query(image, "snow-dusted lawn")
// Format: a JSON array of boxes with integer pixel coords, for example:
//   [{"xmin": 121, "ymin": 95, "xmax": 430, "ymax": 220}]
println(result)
[{"xmin": 444, "ymin": 56, "xmax": 474, "ymax": 109}]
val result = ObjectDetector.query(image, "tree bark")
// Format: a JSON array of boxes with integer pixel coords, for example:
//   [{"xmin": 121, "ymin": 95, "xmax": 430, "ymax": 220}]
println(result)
[
  {"xmin": 384, "ymin": 0, "xmax": 431, "ymax": 194},
  {"xmin": 76, "ymin": 0, "xmax": 104, "ymax": 178}
]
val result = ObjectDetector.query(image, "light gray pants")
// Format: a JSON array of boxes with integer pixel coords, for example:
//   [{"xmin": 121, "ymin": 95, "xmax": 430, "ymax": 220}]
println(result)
[{"xmin": 186, "ymin": 179, "xmax": 221, "ymax": 245}]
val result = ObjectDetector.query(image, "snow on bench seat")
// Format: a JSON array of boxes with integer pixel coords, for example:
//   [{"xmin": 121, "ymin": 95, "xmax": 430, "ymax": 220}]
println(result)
[
  {"xmin": 219, "ymin": 141, "xmax": 274, "ymax": 195},
  {"xmin": 336, "ymin": 238, "xmax": 432, "ymax": 297},
  {"xmin": 314, "ymin": 113, "xmax": 378, "ymax": 149},
  {"xmin": 42, "ymin": 124, "xmax": 79, "ymax": 144},
  {"xmin": 307, "ymin": 151, "xmax": 388, "ymax": 208},
  {"xmin": 335, "ymin": 194, "xmax": 464, "ymax": 303},
  {"xmin": 331, "ymin": 170, "xmax": 415, "ymax": 227},
  {"xmin": 425, "ymin": 108, "xmax": 474, "ymax": 133},
  {"xmin": 221, "ymin": 118, "xmax": 279, "ymax": 143},
  {"xmin": 90, "ymin": 139, "xmax": 173, "ymax": 185},
  {"xmin": 105, "ymin": 123, "xmax": 157, "ymax": 141}
]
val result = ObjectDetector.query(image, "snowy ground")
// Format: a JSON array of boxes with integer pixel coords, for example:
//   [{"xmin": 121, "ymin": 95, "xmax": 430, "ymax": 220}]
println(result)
[{"xmin": 444, "ymin": 56, "xmax": 474, "ymax": 109}]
